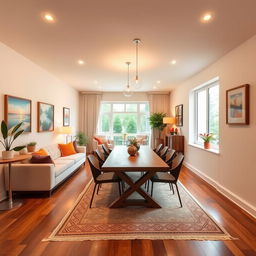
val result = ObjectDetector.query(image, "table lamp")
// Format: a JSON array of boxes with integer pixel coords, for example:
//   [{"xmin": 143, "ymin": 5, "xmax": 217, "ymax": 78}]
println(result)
[
  {"xmin": 58, "ymin": 126, "xmax": 73, "ymax": 143},
  {"xmin": 163, "ymin": 117, "xmax": 176, "ymax": 134}
]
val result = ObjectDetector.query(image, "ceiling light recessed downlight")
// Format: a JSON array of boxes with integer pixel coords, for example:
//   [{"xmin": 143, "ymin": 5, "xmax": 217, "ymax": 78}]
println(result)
[
  {"xmin": 43, "ymin": 13, "xmax": 55, "ymax": 23},
  {"xmin": 170, "ymin": 60, "xmax": 177, "ymax": 65},
  {"xmin": 153, "ymin": 86, "xmax": 158, "ymax": 90},
  {"xmin": 156, "ymin": 80, "xmax": 161, "ymax": 84},
  {"xmin": 201, "ymin": 13, "xmax": 213, "ymax": 23},
  {"xmin": 77, "ymin": 60, "xmax": 85, "ymax": 65}
]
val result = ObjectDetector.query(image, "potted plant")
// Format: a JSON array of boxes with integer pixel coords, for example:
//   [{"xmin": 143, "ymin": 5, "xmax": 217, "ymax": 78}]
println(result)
[
  {"xmin": 199, "ymin": 133, "xmax": 214, "ymax": 149},
  {"xmin": 76, "ymin": 132, "xmax": 88, "ymax": 146},
  {"xmin": 27, "ymin": 142, "xmax": 37, "ymax": 152},
  {"xmin": 149, "ymin": 112, "xmax": 167, "ymax": 147},
  {"xmin": 128, "ymin": 137, "xmax": 140, "ymax": 151},
  {"xmin": 0, "ymin": 120, "xmax": 26, "ymax": 159}
]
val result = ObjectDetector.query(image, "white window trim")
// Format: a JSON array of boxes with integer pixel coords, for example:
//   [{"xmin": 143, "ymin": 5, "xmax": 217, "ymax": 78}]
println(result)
[{"xmin": 189, "ymin": 77, "xmax": 220, "ymax": 152}]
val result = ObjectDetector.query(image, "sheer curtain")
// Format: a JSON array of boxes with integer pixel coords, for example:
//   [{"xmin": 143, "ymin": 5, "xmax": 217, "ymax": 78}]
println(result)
[
  {"xmin": 79, "ymin": 92, "xmax": 102, "ymax": 152},
  {"xmin": 147, "ymin": 92, "xmax": 170, "ymax": 148}
]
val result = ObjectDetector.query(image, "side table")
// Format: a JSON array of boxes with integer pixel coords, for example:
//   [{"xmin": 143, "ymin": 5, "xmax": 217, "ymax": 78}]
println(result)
[{"xmin": 0, "ymin": 154, "xmax": 31, "ymax": 211}]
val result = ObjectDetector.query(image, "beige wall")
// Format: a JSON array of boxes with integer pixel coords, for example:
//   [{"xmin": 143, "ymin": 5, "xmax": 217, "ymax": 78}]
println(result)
[
  {"xmin": 0, "ymin": 43, "xmax": 79, "ymax": 200},
  {"xmin": 170, "ymin": 35, "xmax": 256, "ymax": 217},
  {"xmin": 102, "ymin": 92, "xmax": 149, "ymax": 102}
]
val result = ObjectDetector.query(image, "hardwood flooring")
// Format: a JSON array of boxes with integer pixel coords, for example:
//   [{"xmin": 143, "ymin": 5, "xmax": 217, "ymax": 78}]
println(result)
[{"xmin": 0, "ymin": 162, "xmax": 256, "ymax": 256}]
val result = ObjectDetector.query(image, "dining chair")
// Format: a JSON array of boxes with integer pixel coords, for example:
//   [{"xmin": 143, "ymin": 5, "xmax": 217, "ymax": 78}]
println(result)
[
  {"xmin": 94, "ymin": 148, "xmax": 105, "ymax": 168},
  {"xmin": 154, "ymin": 144, "xmax": 163, "ymax": 154},
  {"xmin": 159, "ymin": 146, "xmax": 168, "ymax": 159},
  {"xmin": 165, "ymin": 149, "xmax": 176, "ymax": 167},
  {"xmin": 102, "ymin": 144, "xmax": 111, "ymax": 158},
  {"xmin": 150, "ymin": 153, "xmax": 185, "ymax": 207},
  {"xmin": 87, "ymin": 155, "xmax": 122, "ymax": 208}
]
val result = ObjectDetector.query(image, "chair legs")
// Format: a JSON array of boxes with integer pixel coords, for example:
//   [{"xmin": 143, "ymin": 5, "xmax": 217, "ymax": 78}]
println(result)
[
  {"xmin": 169, "ymin": 183, "xmax": 174, "ymax": 194},
  {"xmin": 175, "ymin": 183, "xmax": 182, "ymax": 208},
  {"xmin": 118, "ymin": 182, "xmax": 121, "ymax": 196},
  {"xmin": 90, "ymin": 183, "xmax": 97, "ymax": 208},
  {"xmin": 151, "ymin": 182, "xmax": 154, "ymax": 197}
]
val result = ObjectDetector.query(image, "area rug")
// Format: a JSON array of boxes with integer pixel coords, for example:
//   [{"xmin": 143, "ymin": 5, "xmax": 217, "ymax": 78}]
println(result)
[{"xmin": 44, "ymin": 175, "xmax": 233, "ymax": 241}]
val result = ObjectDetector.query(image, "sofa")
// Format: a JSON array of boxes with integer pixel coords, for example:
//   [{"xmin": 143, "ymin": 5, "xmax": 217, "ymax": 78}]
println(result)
[
  {"xmin": 92, "ymin": 135, "xmax": 114, "ymax": 152},
  {"xmin": 4, "ymin": 144, "xmax": 86, "ymax": 196}
]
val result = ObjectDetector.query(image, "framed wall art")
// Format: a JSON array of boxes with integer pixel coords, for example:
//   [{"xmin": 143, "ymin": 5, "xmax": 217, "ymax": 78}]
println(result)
[
  {"xmin": 175, "ymin": 104, "xmax": 183, "ymax": 127},
  {"xmin": 4, "ymin": 95, "xmax": 32, "ymax": 132},
  {"xmin": 226, "ymin": 84, "xmax": 249, "ymax": 125},
  {"xmin": 37, "ymin": 102, "xmax": 54, "ymax": 132},
  {"xmin": 63, "ymin": 107, "xmax": 70, "ymax": 126}
]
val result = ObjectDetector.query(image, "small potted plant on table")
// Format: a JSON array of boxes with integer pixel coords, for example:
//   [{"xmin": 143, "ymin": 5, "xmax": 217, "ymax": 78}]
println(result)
[
  {"xmin": 199, "ymin": 133, "xmax": 214, "ymax": 149},
  {"xmin": 27, "ymin": 142, "xmax": 37, "ymax": 152}
]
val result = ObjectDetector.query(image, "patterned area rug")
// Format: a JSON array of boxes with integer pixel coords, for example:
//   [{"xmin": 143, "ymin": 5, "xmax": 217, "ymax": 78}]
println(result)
[{"xmin": 45, "ymin": 175, "xmax": 232, "ymax": 241}]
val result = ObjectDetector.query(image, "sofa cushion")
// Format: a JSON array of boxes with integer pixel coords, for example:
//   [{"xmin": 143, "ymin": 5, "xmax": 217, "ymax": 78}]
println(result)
[
  {"xmin": 43, "ymin": 144, "xmax": 61, "ymax": 160},
  {"xmin": 32, "ymin": 148, "xmax": 49, "ymax": 156},
  {"xmin": 58, "ymin": 142, "xmax": 77, "ymax": 156},
  {"xmin": 59, "ymin": 153, "xmax": 85, "ymax": 163},
  {"xmin": 54, "ymin": 159, "xmax": 75, "ymax": 177},
  {"xmin": 30, "ymin": 155, "xmax": 54, "ymax": 164}
]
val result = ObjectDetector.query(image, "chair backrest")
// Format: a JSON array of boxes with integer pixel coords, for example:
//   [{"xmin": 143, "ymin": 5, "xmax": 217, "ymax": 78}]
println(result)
[
  {"xmin": 169, "ymin": 153, "xmax": 184, "ymax": 181},
  {"xmin": 95, "ymin": 149, "xmax": 105, "ymax": 163},
  {"xmin": 102, "ymin": 144, "xmax": 110, "ymax": 157},
  {"xmin": 159, "ymin": 146, "xmax": 168, "ymax": 158},
  {"xmin": 87, "ymin": 155, "xmax": 102, "ymax": 181},
  {"xmin": 154, "ymin": 144, "xmax": 163, "ymax": 154},
  {"xmin": 165, "ymin": 149, "xmax": 176, "ymax": 166}
]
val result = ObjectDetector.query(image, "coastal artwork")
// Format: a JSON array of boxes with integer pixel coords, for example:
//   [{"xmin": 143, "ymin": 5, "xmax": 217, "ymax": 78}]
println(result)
[
  {"xmin": 4, "ymin": 95, "xmax": 32, "ymax": 132},
  {"xmin": 38, "ymin": 102, "xmax": 54, "ymax": 132},
  {"xmin": 226, "ymin": 84, "xmax": 249, "ymax": 125},
  {"xmin": 63, "ymin": 107, "xmax": 70, "ymax": 126}
]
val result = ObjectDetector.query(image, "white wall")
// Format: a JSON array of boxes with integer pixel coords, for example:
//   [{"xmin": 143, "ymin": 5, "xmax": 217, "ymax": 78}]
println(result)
[
  {"xmin": 170, "ymin": 35, "xmax": 256, "ymax": 217},
  {"xmin": 102, "ymin": 92, "xmax": 149, "ymax": 102},
  {"xmin": 0, "ymin": 42, "xmax": 79, "ymax": 200}
]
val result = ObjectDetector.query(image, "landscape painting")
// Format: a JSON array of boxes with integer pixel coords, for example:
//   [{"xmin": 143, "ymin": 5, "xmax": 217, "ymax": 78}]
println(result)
[
  {"xmin": 4, "ymin": 95, "xmax": 32, "ymax": 132},
  {"xmin": 63, "ymin": 107, "xmax": 70, "ymax": 126},
  {"xmin": 38, "ymin": 102, "xmax": 54, "ymax": 132},
  {"xmin": 226, "ymin": 84, "xmax": 249, "ymax": 125}
]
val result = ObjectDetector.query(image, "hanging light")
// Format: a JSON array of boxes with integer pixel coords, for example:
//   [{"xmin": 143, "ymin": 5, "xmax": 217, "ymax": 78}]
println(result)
[
  {"xmin": 133, "ymin": 38, "xmax": 142, "ymax": 89},
  {"xmin": 123, "ymin": 62, "xmax": 133, "ymax": 97}
]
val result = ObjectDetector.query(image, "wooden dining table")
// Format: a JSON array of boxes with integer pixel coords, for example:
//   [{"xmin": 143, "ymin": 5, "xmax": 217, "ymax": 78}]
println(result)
[{"xmin": 101, "ymin": 145, "xmax": 169, "ymax": 208}]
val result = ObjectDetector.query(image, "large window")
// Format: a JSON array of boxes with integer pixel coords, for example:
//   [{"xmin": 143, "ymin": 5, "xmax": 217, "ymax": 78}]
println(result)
[
  {"xmin": 98, "ymin": 102, "xmax": 150, "ymax": 145},
  {"xmin": 191, "ymin": 79, "xmax": 219, "ymax": 148}
]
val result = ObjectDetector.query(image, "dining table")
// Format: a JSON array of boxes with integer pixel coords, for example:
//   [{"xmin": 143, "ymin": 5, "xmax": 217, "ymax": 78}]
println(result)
[{"xmin": 101, "ymin": 145, "xmax": 169, "ymax": 208}]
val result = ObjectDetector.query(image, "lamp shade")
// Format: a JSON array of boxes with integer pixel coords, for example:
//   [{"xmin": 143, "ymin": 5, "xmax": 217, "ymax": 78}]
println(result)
[
  {"xmin": 58, "ymin": 126, "xmax": 73, "ymax": 135},
  {"xmin": 163, "ymin": 117, "xmax": 175, "ymax": 124}
]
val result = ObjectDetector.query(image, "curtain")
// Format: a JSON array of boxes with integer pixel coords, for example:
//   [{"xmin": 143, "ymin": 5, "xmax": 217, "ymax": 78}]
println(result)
[
  {"xmin": 79, "ymin": 92, "xmax": 102, "ymax": 152},
  {"xmin": 147, "ymin": 92, "xmax": 170, "ymax": 148}
]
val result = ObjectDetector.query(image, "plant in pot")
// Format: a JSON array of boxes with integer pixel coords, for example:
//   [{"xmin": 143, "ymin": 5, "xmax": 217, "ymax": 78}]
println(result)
[
  {"xmin": 199, "ymin": 133, "xmax": 214, "ymax": 149},
  {"xmin": 0, "ymin": 120, "xmax": 26, "ymax": 159},
  {"xmin": 76, "ymin": 132, "xmax": 88, "ymax": 146},
  {"xmin": 149, "ymin": 112, "xmax": 167, "ymax": 148},
  {"xmin": 27, "ymin": 142, "xmax": 37, "ymax": 152},
  {"xmin": 128, "ymin": 137, "xmax": 140, "ymax": 151}
]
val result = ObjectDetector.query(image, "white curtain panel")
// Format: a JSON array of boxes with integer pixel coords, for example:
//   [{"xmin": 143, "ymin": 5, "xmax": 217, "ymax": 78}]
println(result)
[
  {"xmin": 147, "ymin": 92, "xmax": 170, "ymax": 148},
  {"xmin": 79, "ymin": 92, "xmax": 102, "ymax": 152}
]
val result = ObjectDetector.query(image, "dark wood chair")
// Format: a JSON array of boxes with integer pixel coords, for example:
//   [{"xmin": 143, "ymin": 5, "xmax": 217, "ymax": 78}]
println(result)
[
  {"xmin": 94, "ymin": 148, "xmax": 105, "ymax": 168},
  {"xmin": 154, "ymin": 143, "xmax": 163, "ymax": 154},
  {"xmin": 165, "ymin": 149, "xmax": 176, "ymax": 167},
  {"xmin": 150, "ymin": 153, "xmax": 185, "ymax": 207},
  {"xmin": 159, "ymin": 146, "xmax": 168, "ymax": 159},
  {"xmin": 102, "ymin": 144, "xmax": 110, "ymax": 159},
  {"xmin": 87, "ymin": 155, "xmax": 122, "ymax": 208}
]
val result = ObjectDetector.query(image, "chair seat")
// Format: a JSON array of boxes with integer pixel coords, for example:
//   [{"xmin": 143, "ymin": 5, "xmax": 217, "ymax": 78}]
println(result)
[
  {"xmin": 96, "ymin": 172, "xmax": 120, "ymax": 182},
  {"xmin": 151, "ymin": 172, "xmax": 175, "ymax": 182}
]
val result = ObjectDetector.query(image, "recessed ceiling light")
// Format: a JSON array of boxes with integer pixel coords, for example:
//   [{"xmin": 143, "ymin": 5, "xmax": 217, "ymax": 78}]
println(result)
[
  {"xmin": 156, "ymin": 80, "xmax": 161, "ymax": 84},
  {"xmin": 43, "ymin": 13, "xmax": 55, "ymax": 23},
  {"xmin": 202, "ymin": 13, "xmax": 213, "ymax": 22},
  {"xmin": 94, "ymin": 80, "xmax": 98, "ymax": 84},
  {"xmin": 170, "ymin": 60, "xmax": 177, "ymax": 65},
  {"xmin": 153, "ymin": 86, "xmax": 158, "ymax": 90},
  {"xmin": 77, "ymin": 59, "xmax": 85, "ymax": 65}
]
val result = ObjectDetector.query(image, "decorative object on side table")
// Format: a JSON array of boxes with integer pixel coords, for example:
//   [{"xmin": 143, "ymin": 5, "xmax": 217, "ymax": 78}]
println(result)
[
  {"xmin": 226, "ymin": 84, "xmax": 249, "ymax": 125},
  {"xmin": 4, "ymin": 95, "xmax": 32, "ymax": 132},
  {"xmin": 175, "ymin": 104, "xmax": 183, "ymax": 127},
  {"xmin": 0, "ymin": 120, "xmax": 26, "ymax": 159},
  {"xmin": 63, "ymin": 107, "xmax": 70, "ymax": 126},
  {"xmin": 127, "ymin": 145, "xmax": 137, "ymax": 156},
  {"xmin": 37, "ymin": 102, "xmax": 54, "ymax": 132},
  {"xmin": 27, "ymin": 142, "xmax": 37, "ymax": 152},
  {"xmin": 199, "ymin": 133, "xmax": 215, "ymax": 149},
  {"xmin": 128, "ymin": 137, "xmax": 140, "ymax": 151}
]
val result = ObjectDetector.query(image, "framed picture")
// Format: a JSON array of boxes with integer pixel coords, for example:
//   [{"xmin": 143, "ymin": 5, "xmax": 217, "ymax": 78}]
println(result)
[
  {"xmin": 37, "ymin": 102, "xmax": 54, "ymax": 132},
  {"xmin": 4, "ymin": 95, "xmax": 32, "ymax": 132},
  {"xmin": 63, "ymin": 107, "xmax": 70, "ymax": 126},
  {"xmin": 175, "ymin": 104, "xmax": 183, "ymax": 127},
  {"xmin": 226, "ymin": 84, "xmax": 249, "ymax": 125}
]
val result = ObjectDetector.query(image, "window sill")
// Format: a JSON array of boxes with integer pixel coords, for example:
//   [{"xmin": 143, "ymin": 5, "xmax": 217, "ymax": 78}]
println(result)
[{"xmin": 188, "ymin": 143, "xmax": 220, "ymax": 155}]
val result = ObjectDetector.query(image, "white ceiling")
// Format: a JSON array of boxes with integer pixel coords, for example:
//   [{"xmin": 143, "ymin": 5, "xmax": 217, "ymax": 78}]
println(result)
[{"xmin": 1, "ymin": 0, "xmax": 256, "ymax": 92}]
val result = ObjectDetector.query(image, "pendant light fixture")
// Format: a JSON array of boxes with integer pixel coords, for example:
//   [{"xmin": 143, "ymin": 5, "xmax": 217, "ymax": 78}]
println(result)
[
  {"xmin": 123, "ymin": 62, "xmax": 133, "ymax": 97},
  {"xmin": 133, "ymin": 38, "xmax": 142, "ymax": 89}
]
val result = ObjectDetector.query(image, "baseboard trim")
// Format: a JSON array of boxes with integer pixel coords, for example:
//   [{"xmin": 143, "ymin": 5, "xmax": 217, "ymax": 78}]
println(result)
[{"xmin": 183, "ymin": 161, "xmax": 256, "ymax": 219}]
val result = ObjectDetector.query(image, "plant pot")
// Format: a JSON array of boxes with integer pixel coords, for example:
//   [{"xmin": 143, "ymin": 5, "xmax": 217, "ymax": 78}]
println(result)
[
  {"xmin": 27, "ymin": 145, "xmax": 36, "ymax": 152},
  {"xmin": 204, "ymin": 142, "xmax": 210, "ymax": 149},
  {"xmin": 2, "ymin": 150, "xmax": 14, "ymax": 160},
  {"xmin": 135, "ymin": 144, "xmax": 140, "ymax": 151},
  {"xmin": 127, "ymin": 145, "xmax": 137, "ymax": 156}
]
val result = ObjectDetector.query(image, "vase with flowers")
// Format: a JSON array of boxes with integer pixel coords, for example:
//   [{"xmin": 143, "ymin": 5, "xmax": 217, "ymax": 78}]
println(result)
[{"xmin": 199, "ymin": 133, "xmax": 214, "ymax": 149}]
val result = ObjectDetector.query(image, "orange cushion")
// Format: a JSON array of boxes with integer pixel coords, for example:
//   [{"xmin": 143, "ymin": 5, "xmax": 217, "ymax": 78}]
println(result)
[
  {"xmin": 58, "ymin": 142, "xmax": 77, "ymax": 156},
  {"xmin": 32, "ymin": 148, "xmax": 48, "ymax": 156},
  {"xmin": 94, "ymin": 136, "xmax": 103, "ymax": 145}
]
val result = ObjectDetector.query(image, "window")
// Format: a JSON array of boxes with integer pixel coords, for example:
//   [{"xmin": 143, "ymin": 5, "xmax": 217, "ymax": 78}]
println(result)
[
  {"xmin": 191, "ymin": 78, "xmax": 219, "ymax": 149},
  {"xmin": 98, "ymin": 102, "xmax": 150, "ymax": 145}
]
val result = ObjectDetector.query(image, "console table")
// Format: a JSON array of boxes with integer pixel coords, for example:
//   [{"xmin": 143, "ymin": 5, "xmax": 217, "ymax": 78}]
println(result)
[{"xmin": 165, "ymin": 135, "xmax": 184, "ymax": 154}]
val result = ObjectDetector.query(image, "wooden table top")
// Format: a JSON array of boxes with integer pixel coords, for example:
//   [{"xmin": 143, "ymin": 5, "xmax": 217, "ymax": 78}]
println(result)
[
  {"xmin": 0, "ymin": 154, "xmax": 31, "ymax": 164},
  {"xmin": 102, "ymin": 146, "xmax": 169, "ymax": 172}
]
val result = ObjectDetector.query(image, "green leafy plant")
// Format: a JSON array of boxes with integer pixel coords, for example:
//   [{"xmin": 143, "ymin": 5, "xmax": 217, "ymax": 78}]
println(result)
[
  {"xmin": 0, "ymin": 120, "xmax": 26, "ymax": 151},
  {"xmin": 128, "ymin": 137, "xmax": 138, "ymax": 147},
  {"xmin": 76, "ymin": 132, "xmax": 88, "ymax": 146},
  {"xmin": 199, "ymin": 133, "xmax": 215, "ymax": 142},
  {"xmin": 149, "ymin": 112, "xmax": 167, "ymax": 138},
  {"xmin": 27, "ymin": 142, "xmax": 37, "ymax": 146}
]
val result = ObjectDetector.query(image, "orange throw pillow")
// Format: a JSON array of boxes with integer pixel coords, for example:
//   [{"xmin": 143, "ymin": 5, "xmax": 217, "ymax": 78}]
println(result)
[
  {"xmin": 59, "ymin": 142, "xmax": 77, "ymax": 156},
  {"xmin": 32, "ymin": 148, "xmax": 48, "ymax": 156},
  {"xmin": 94, "ymin": 136, "xmax": 103, "ymax": 145}
]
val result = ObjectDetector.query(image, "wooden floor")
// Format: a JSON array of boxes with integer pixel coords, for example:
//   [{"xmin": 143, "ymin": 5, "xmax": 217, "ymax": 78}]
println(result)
[{"xmin": 0, "ymin": 162, "xmax": 256, "ymax": 256}]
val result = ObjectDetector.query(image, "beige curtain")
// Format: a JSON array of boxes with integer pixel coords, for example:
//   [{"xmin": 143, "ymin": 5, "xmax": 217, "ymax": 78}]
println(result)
[
  {"xmin": 147, "ymin": 92, "xmax": 170, "ymax": 148},
  {"xmin": 79, "ymin": 92, "xmax": 102, "ymax": 152}
]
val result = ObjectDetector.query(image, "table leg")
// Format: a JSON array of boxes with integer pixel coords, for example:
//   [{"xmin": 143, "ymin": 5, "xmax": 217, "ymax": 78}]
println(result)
[{"xmin": 109, "ymin": 171, "xmax": 161, "ymax": 208}]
